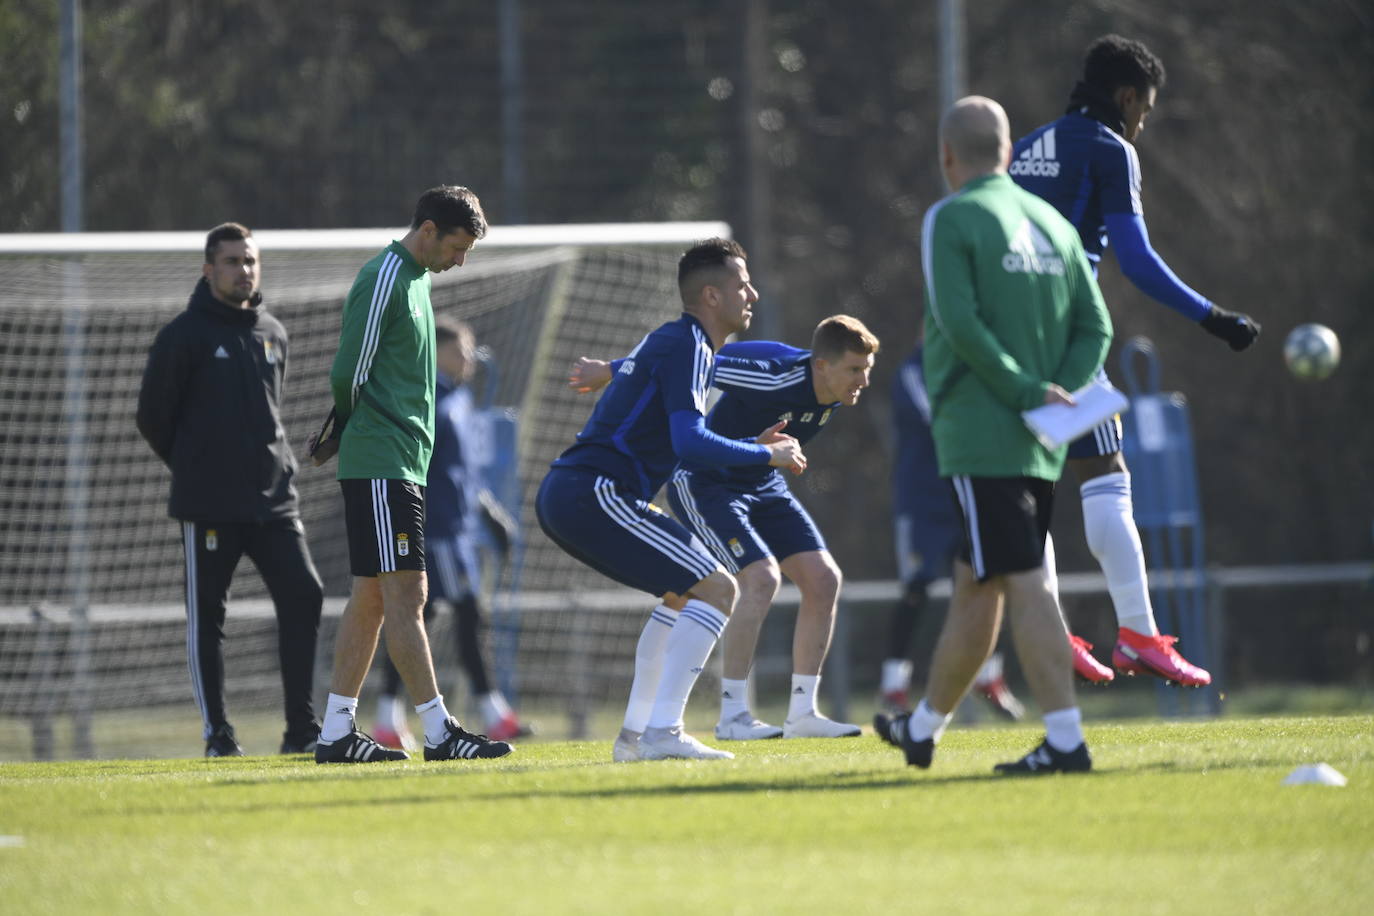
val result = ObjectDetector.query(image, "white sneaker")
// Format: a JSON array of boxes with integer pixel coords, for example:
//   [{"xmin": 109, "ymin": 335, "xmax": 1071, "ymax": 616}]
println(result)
[
  {"xmin": 612, "ymin": 729, "xmax": 642, "ymax": 763},
  {"xmin": 639, "ymin": 725, "xmax": 735, "ymax": 760},
  {"xmin": 714, "ymin": 712, "xmax": 784, "ymax": 740},
  {"xmin": 782, "ymin": 712, "xmax": 862, "ymax": 738}
]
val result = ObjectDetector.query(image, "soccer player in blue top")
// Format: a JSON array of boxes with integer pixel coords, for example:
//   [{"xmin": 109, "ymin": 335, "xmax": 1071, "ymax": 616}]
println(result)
[
  {"xmin": 580, "ymin": 316, "xmax": 881, "ymax": 741},
  {"xmin": 536, "ymin": 238, "xmax": 806, "ymax": 762},
  {"xmin": 1009, "ymin": 35, "xmax": 1260, "ymax": 688},
  {"xmin": 673, "ymin": 316, "xmax": 880, "ymax": 740}
]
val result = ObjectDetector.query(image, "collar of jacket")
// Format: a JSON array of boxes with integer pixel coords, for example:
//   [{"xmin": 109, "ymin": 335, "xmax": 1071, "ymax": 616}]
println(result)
[
  {"xmin": 1064, "ymin": 81, "xmax": 1126, "ymax": 135},
  {"xmin": 188, "ymin": 276, "xmax": 263, "ymax": 325}
]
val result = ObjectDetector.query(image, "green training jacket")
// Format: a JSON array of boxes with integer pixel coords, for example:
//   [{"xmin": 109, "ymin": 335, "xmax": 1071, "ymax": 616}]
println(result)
[
  {"xmin": 329, "ymin": 241, "xmax": 435, "ymax": 484},
  {"xmin": 921, "ymin": 172, "xmax": 1112, "ymax": 481}
]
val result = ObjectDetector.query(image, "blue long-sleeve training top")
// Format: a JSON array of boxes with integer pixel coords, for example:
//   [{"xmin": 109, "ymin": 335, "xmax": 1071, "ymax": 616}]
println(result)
[{"xmin": 1011, "ymin": 111, "xmax": 1213, "ymax": 322}]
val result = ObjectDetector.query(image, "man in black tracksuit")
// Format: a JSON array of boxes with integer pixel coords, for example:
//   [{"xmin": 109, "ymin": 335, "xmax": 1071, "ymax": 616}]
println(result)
[{"xmin": 136, "ymin": 222, "xmax": 323, "ymax": 757}]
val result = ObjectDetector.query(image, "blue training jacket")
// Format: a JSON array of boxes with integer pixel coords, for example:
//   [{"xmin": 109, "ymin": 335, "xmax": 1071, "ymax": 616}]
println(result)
[
  {"xmin": 1011, "ymin": 110, "xmax": 1212, "ymax": 321},
  {"xmin": 552, "ymin": 314, "xmax": 770, "ymax": 500},
  {"xmin": 683, "ymin": 340, "xmax": 840, "ymax": 487}
]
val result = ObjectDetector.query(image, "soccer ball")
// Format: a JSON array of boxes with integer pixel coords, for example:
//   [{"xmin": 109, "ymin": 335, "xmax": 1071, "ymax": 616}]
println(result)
[{"xmin": 1283, "ymin": 323, "xmax": 1340, "ymax": 381}]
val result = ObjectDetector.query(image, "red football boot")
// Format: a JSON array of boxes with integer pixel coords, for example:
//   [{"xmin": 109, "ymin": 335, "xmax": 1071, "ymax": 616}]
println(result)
[
  {"xmin": 486, "ymin": 713, "xmax": 535, "ymax": 742},
  {"xmin": 1069, "ymin": 634, "xmax": 1115, "ymax": 685},
  {"xmin": 974, "ymin": 675, "xmax": 1026, "ymax": 720},
  {"xmin": 879, "ymin": 688, "xmax": 911, "ymax": 716},
  {"xmin": 1113, "ymin": 628, "xmax": 1212, "ymax": 687},
  {"xmin": 371, "ymin": 723, "xmax": 417, "ymax": 752}
]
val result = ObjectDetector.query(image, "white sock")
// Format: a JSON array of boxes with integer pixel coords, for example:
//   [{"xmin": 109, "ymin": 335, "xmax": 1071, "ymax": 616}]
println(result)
[
  {"xmin": 719, "ymin": 677, "xmax": 750, "ymax": 721},
  {"xmin": 321, "ymin": 693, "xmax": 358, "ymax": 743},
  {"xmin": 479, "ymin": 691, "xmax": 513, "ymax": 729},
  {"xmin": 906, "ymin": 698, "xmax": 953, "ymax": 743},
  {"xmin": 787, "ymin": 674, "xmax": 820, "ymax": 720},
  {"xmin": 415, "ymin": 694, "xmax": 453, "ymax": 746},
  {"xmin": 1081, "ymin": 473, "xmax": 1158, "ymax": 635},
  {"xmin": 1043, "ymin": 706, "xmax": 1084, "ymax": 752},
  {"xmin": 646, "ymin": 599, "xmax": 727, "ymax": 730},
  {"xmin": 623, "ymin": 605, "xmax": 675, "ymax": 733},
  {"xmin": 881, "ymin": 658, "xmax": 913, "ymax": 694},
  {"xmin": 974, "ymin": 652, "xmax": 1003, "ymax": 687}
]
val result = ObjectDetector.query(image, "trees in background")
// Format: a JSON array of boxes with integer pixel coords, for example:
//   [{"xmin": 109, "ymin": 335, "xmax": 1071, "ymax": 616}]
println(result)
[{"xmin": 2, "ymin": 0, "xmax": 1370, "ymax": 583}]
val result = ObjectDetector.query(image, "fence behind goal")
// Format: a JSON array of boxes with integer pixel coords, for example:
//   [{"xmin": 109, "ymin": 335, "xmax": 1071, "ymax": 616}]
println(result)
[{"xmin": 0, "ymin": 224, "xmax": 726, "ymax": 757}]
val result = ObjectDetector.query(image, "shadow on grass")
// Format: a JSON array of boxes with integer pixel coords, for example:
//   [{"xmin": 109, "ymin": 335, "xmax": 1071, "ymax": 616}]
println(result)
[{"xmin": 85, "ymin": 750, "xmax": 1302, "ymax": 819}]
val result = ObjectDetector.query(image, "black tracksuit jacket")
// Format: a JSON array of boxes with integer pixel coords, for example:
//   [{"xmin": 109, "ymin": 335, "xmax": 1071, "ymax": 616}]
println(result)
[{"xmin": 136, "ymin": 278, "xmax": 300, "ymax": 522}]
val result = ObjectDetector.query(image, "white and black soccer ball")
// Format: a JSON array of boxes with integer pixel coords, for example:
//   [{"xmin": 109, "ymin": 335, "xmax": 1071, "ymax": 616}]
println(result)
[{"xmin": 1283, "ymin": 323, "xmax": 1340, "ymax": 381}]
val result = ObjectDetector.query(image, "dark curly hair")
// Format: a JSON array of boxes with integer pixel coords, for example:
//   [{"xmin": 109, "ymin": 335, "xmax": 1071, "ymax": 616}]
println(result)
[{"xmin": 1082, "ymin": 34, "xmax": 1166, "ymax": 96}]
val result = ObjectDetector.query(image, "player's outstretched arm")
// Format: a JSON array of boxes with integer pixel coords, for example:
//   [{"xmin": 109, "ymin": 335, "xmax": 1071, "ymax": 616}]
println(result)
[
  {"xmin": 572, "ymin": 345, "xmax": 801, "ymax": 395},
  {"xmin": 568, "ymin": 357, "xmax": 614, "ymax": 393},
  {"xmin": 1105, "ymin": 212, "xmax": 1261, "ymax": 351}
]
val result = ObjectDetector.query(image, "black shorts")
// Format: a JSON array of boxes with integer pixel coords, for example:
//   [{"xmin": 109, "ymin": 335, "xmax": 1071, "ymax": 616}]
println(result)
[
  {"xmin": 340, "ymin": 479, "xmax": 426, "ymax": 577},
  {"xmin": 947, "ymin": 476, "xmax": 1055, "ymax": 582}
]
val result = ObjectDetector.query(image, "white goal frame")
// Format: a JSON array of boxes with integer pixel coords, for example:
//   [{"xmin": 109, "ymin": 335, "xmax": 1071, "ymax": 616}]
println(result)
[{"xmin": 0, "ymin": 221, "xmax": 729, "ymax": 759}]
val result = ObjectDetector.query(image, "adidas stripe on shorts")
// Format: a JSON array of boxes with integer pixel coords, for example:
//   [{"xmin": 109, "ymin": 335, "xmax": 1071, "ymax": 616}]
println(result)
[
  {"xmin": 1067, "ymin": 367, "xmax": 1123, "ymax": 459},
  {"xmin": 535, "ymin": 466, "xmax": 719, "ymax": 597},
  {"xmin": 341, "ymin": 478, "xmax": 426, "ymax": 577},
  {"xmin": 947, "ymin": 475, "xmax": 1056, "ymax": 582}
]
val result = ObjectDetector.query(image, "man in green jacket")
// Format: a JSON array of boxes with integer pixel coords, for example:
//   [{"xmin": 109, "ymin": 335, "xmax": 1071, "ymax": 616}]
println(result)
[
  {"xmin": 878, "ymin": 97, "xmax": 1112, "ymax": 775},
  {"xmin": 315, "ymin": 186, "xmax": 514, "ymax": 764}
]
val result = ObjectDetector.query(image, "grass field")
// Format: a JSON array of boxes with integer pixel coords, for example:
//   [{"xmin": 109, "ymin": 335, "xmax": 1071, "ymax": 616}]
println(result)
[{"xmin": 1, "ymin": 715, "xmax": 1370, "ymax": 915}]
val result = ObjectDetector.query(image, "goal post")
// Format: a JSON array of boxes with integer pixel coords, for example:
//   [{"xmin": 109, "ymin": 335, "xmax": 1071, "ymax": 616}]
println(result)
[{"xmin": 0, "ymin": 221, "xmax": 727, "ymax": 758}]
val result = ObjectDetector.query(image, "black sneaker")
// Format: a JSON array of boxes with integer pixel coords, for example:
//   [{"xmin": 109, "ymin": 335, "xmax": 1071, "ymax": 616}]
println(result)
[
  {"xmin": 315, "ymin": 728, "xmax": 409, "ymax": 764},
  {"xmin": 873, "ymin": 712, "xmax": 898, "ymax": 746},
  {"xmin": 423, "ymin": 717, "xmax": 514, "ymax": 761},
  {"xmin": 280, "ymin": 727, "xmax": 320, "ymax": 755},
  {"xmin": 205, "ymin": 724, "xmax": 245, "ymax": 758},
  {"xmin": 874, "ymin": 712, "xmax": 933, "ymax": 767},
  {"xmin": 993, "ymin": 738, "xmax": 1092, "ymax": 776},
  {"xmin": 892, "ymin": 712, "xmax": 935, "ymax": 769}
]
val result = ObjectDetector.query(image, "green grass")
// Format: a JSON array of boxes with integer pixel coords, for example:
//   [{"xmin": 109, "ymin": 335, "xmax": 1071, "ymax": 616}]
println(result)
[{"xmin": 1, "ymin": 715, "xmax": 1371, "ymax": 915}]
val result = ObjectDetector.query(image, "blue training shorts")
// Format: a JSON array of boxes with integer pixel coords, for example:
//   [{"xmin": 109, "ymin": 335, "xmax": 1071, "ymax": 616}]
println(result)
[
  {"xmin": 428, "ymin": 533, "xmax": 480, "ymax": 601},
  {"xmin": 535, "ymin": 466, "xmax": 719, "ymax": 597},
  {"xmin": 892, "ymin": 510, "xmax": 963, "ymax": 586},
  {"xmin": 666, "ymin": 469, "xmax": 826, "ymax": 573}
]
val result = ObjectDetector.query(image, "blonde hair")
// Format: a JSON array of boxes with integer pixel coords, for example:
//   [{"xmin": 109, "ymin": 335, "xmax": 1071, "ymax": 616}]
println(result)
[{"xmin": 811, "ymin": 314, "xmax": 880, "ymax": 361}]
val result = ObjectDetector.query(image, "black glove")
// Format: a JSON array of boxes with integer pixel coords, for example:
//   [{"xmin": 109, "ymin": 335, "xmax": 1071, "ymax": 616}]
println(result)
[{"xmin": 1199, "ymin": 306, "xmax": 1261, "ymax": 352}]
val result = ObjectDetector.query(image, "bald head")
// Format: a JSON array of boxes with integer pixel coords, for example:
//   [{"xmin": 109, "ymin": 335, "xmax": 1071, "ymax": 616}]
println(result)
[{"xmin": 940, "ymin": 96, "xmax": 1011, "ymax": 185}]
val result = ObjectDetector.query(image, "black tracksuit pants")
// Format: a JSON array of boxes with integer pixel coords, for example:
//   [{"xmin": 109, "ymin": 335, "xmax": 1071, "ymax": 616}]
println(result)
[{"xmin": 180, "ymin": 518, "xmax": 323, "ymax": 742}]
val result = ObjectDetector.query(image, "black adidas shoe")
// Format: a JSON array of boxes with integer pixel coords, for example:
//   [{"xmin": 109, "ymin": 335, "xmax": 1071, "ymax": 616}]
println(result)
[
  {"xmin": 423, "ymin": 717, "xmax": 514, "ymax": 761},
  {"xmin": 874, "ymin": 712, "xmax": 933, "ymax": 767},
  {"xmin": 205, "ymin": 724, "xmax": 245, "ymax": 758},
  {"xmin": 315, "ymin": 728, "xmax": 409, "ymax": 764},
  {"xmin": 280, "ymin": 727, "xmax": 319, "ymax": 755},
  {"xmin": 993, "ymin": 738, "xmax": 1092, "ymax": 776}
]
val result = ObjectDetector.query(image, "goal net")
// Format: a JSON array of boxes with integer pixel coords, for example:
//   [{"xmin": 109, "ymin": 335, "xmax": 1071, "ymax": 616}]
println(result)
[{"xmin": 0, "ymin": 222, "xmax": 726, "ymax": 758}]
